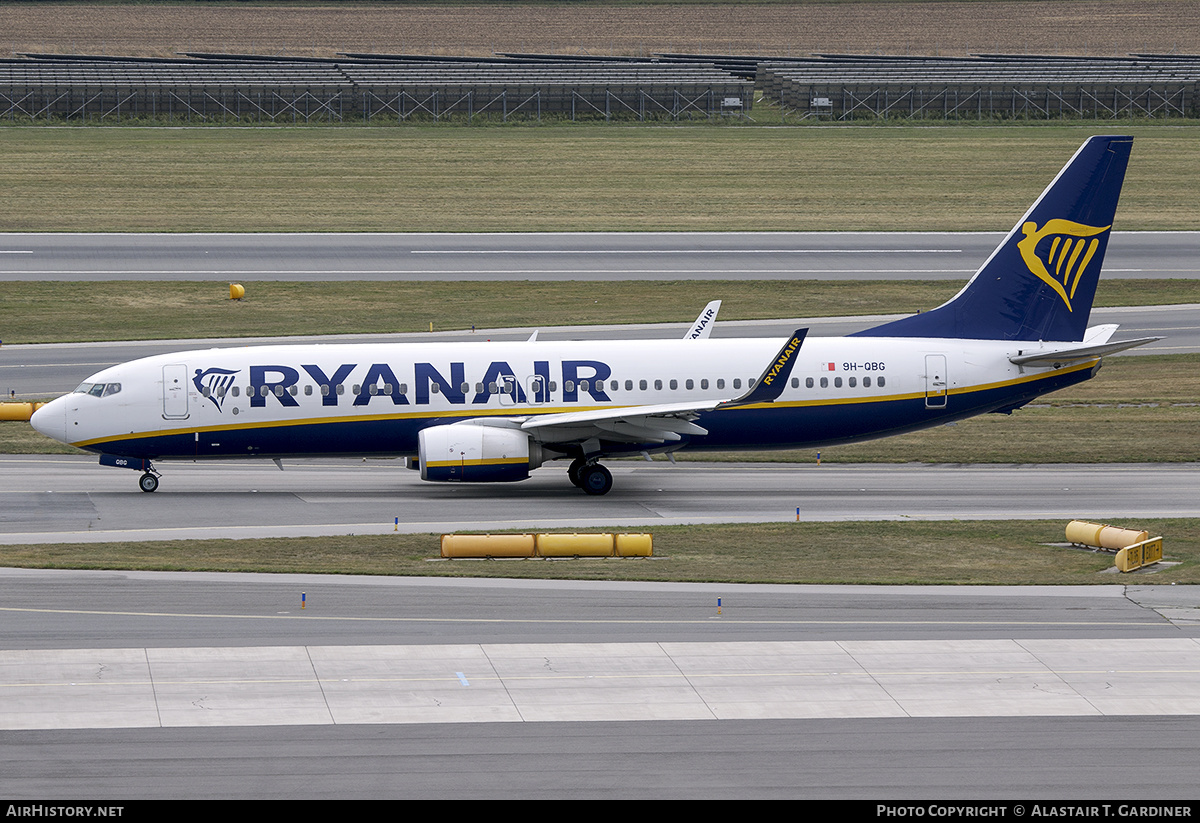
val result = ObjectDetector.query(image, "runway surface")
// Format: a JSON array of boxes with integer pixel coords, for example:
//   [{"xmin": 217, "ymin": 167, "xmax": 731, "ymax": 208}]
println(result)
[
  {"xmin": 2, "ymin": 231, "xmax": 1199, "ymax": 281},
  {"xmin": 2, "ymin": 569, "xmax": 1200, "ymax": 798}
]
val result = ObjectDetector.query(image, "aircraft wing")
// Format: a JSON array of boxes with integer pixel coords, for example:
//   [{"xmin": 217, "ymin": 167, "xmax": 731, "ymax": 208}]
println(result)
[
  {"xmin": 1009, "ymin": 324, "xmax": 1162, "ymax": 367},
  {"xmin": 520, "ymin": 328, "xmax": 807, "ymax": 445}
]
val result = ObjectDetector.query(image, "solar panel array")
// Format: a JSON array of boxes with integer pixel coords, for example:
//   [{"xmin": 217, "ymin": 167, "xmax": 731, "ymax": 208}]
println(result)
[
  {"xmin": 4, "ymin": 52, "xmax": 1196, "ymax": 122},
  {"xmin": 756, "ymin": 54, "xmax": 1200, "ymax": 119},
  {"xmin": 0, "ymin": 54, "xmax": 752, "ymax": 122}
]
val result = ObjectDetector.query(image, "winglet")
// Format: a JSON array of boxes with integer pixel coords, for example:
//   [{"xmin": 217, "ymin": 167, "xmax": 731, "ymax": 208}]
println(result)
[
  {"xmin": 683, "ymin": 300, "xmax": 721, "ymax": 339},
  {"xmin": 720, "ymin": 329, "xmax": 807, "ymax": 408}
]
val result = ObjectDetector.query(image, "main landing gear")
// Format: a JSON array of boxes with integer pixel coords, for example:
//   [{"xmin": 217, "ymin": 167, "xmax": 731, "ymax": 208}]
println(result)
[
  {"xmin": 138, "ymin": 472, "xmax": 160, "ymax": 493},
  {"xmin": 567, "ymin": 457, "xmax": 613, "ymax": 496}
]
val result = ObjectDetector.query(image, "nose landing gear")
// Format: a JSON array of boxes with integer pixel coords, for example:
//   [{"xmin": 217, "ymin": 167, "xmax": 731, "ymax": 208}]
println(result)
[{"xmin": 98, "ymin": 454, "xmax": 161, "ymax": 492}]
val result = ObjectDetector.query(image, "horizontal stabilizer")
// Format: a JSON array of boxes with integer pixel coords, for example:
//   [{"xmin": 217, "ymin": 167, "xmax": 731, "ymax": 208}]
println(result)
[{"xmin": 1010, "ymin": 336, "xmax": 1161, "ymax": 367}]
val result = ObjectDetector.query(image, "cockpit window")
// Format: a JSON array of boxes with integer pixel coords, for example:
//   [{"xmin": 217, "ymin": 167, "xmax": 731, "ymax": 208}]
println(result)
[{"xmin": 75, "ymin": 382, "xmax": 120, "ymax": 398}]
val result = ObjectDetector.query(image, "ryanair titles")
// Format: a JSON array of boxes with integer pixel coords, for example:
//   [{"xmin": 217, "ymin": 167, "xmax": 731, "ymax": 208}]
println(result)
[
  {"xmin": 196, "ymin": 359, "xmax": 614, "ymax": 411},
  {"xmin": 761, "ymin": 335, "xmax": 802, "ymax": 387}
]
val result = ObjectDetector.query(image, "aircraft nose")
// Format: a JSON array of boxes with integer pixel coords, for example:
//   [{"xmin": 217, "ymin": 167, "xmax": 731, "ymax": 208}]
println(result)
[{"xmin": 29, "ymin": 396, "xmax": 69, "ymax": 444}]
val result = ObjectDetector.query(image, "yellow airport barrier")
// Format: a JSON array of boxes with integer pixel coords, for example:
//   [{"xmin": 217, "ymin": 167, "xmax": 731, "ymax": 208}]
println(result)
[
  {"xmin": 1116, "ymin": 537, "xmax": 1164, "ymax": 573},
  {"xmin": 229, "ymin": 283, "xmax": 245, "ymax": 300},
  {"xmin": 439, "ymin": 532, "xmax": 653, "ymax": 559},
  {"xmin": 536, "ymin": 532, "xmax": 616, "ymax": 557},
  {"xmin": 614, "ymin": 533, "xmax": 653, "ymax": 557},
  {"xmin": 0, "ymin": 402, "xmax": 42, "ymax": 421},
  {"xmin": 441, "ymin": 533, "xmax": 536, "ymax": 558},
  {"xmin": 1065, "ymin": 520, "xmax": 1149, "ymax": 550}
]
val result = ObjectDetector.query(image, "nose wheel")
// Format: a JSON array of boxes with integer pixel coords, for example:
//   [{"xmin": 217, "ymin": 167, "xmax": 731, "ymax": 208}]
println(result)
[{"xmin": 138, "ymin": 472, "xmax": 160, "ymax": 493}]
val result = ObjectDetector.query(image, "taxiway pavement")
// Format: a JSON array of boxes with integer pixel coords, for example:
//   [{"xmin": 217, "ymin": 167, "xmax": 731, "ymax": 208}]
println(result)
[
  {"xmin": 1, "ymin": 458, "xmax": 1197, "ymax": 543},
  {"xmin": 2, "ymin": 569, "xmax": 1200, "ymax": 798}
]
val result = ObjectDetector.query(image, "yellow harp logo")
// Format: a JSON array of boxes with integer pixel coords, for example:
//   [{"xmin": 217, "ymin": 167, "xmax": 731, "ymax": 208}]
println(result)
[{"xmin": 1016, "ymin": 219, "xmax": 1110, "ymax": 313}]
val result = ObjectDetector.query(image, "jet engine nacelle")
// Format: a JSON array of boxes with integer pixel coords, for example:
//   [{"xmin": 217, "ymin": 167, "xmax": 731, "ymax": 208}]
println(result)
[{"xmin": 418, "ymin": 422, "xmax": 544, "ymax": 483}]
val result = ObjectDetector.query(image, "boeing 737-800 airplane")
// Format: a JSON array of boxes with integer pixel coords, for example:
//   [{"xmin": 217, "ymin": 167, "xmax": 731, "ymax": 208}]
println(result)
[{"xmin": 31, "ymin": 136, "xmax": 1157, "ymax": 495}]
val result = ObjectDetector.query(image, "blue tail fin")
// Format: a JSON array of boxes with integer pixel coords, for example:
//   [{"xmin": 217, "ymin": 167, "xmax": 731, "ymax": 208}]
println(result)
[{"xmin": 853, "ymin": 135, "xmax": 1133, "ymax": 342}]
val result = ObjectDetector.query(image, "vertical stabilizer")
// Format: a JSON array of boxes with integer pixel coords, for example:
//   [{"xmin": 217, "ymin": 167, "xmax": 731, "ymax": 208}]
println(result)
[{"xmin": 854, "ymin": 135, "xmax": 1133, "ymax": 342}]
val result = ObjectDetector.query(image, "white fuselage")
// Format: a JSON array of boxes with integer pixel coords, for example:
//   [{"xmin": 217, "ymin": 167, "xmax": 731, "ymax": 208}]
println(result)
[{"xmin": 32, "ymin": 335, "xmax": 1093, "ymax": 460}]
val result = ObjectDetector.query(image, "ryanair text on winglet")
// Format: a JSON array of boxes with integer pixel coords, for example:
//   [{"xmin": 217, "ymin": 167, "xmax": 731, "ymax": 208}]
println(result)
[{"xmin": 761, "ymin": 335, "xmax": 803, "ymax": 386}]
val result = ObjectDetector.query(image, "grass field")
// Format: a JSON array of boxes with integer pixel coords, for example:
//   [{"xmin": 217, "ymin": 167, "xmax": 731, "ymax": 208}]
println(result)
[
  {"xmin": 4, "ymin": 125, "xmax": 1200, "ymax": 232},
  {"xmin": 4, "ymin": 2, "xmax": 1198, "ymax": 61},
  {"xmin": 2, "ymin": 518, "xmax": 1196, "ymax": 585}
]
